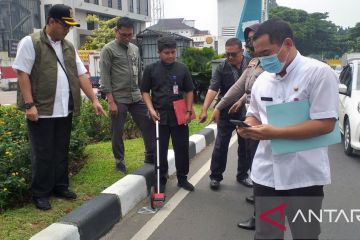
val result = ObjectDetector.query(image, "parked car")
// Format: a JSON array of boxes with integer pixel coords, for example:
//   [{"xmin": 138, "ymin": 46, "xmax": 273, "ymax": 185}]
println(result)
[{"xmin": 338, "ymin": 59, "xmax": 360, "ymax": 155}]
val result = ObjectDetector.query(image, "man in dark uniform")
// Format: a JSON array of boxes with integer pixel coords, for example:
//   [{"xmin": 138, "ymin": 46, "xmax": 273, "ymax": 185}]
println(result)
[
  {"xmin": 199, "ymin": 38, "xmax": 250, "ymax": 190},
  {"xmin": 141, "ymin": 36, "xmax": 195, "ymax": 192}
]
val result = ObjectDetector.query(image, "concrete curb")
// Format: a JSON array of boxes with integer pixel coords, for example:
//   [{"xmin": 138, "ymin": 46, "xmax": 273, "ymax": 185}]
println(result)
[{"xmin": 30, "ymin": 123, "xmax": 217, "ymax": 240}]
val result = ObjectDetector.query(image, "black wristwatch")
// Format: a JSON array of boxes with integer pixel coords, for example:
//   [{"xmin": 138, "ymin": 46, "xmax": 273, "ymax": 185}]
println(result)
[{"xmin": 24, "ymin": 102, "xmax": 35, "ymax": 110}]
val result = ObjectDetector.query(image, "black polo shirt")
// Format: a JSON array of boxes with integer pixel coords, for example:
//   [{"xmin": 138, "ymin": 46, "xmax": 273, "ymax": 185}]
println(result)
[
  {"xmin": 141, "ymin": 61, "xmax": 194, "ymax": 126},
  {"xmin": 209, "ymin": 58, "xmax": 249, "ymax": 98}
]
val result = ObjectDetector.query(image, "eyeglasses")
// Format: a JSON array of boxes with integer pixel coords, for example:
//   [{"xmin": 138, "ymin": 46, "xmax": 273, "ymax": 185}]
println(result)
[
  {"xmin": 119, "ymin": 32, "xmax": 133, "ymax": 38},
  {"xmin": 225, "ymin": 51, "xmax": 240, "ymax": 58},
  {"xmin": 55, "ymin": 19, "xmax": 72, "ymax": 30}
]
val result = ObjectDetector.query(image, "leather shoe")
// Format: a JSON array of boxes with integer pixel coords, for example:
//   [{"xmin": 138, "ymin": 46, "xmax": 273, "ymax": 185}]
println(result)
[
  {"xmin": 237, "ymin": 177, "xmax": 253, "ymax": 188},
  {"xmin": 54, "ymin": 189, "xmax": 77, "ymax": 200},
  {"xmin": 115, "ymin": 162, "xmax": 127, "ymax": 174},
  {"xmin": 33, "ymin": 197, "xmax": 51, "ymax": 210},
  {"xmin": 144, "ymin": 158, "xmax": 154, "ymax": 164},
  {"xmin": 245, "ymin": 195, "xmax": 255, "ymax": 204},
  {"xmin": 237, "ymin": 216, "xmax": 255, "ymax": 230},
  {"xmin": 178, "ymin": 180, "xmax": 194, "ymax": 191},
  {"xmin": 210, "ymin": 179, "xmax": 220, "ymax": 190}
]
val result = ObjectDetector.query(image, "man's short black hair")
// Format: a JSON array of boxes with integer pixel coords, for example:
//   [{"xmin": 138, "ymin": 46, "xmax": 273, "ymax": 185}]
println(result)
[
  {"xmin": 117, "ymin": 17, "xmax": 134, "ymax": 29},
  {"xmin": 253, "ymin": 19, "xmax": 293, "ymax": 45},
  {"xmin": 225, "ymin": 38, "xmax": 242, "ymax": 49},
  {"xmin": 157, "ymin": 36, "xmax": 177, "ymax": 52}
]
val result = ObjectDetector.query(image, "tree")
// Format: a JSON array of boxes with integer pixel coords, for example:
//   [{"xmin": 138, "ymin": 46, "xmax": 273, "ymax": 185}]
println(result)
[
  {"xmin": 80, "ymin": 15, "xmax": 118, "ymax": 50},
  {"xmin": 269, "ymin": 7, "xmax": 338, "ymax": 57}
]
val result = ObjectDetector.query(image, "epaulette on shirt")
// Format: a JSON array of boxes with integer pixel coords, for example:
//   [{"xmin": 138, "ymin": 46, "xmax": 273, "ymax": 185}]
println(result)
[{"xmin": 247, "ymin": 58, "xmax": 259, "ymax": 68}]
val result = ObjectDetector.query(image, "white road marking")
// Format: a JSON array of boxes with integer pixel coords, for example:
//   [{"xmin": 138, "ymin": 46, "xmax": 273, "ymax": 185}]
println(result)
[{"xmin": 130, "ymin": 134, "xmax": 238, "ymax": 240}]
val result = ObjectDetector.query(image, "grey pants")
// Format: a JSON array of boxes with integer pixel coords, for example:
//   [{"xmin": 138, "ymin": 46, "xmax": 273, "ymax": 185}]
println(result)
[{"xmin": 111, "ymin": 101, "xmax": 155, "ymax": 164}]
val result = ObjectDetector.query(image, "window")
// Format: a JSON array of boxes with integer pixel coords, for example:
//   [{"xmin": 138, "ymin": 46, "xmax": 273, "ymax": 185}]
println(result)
[
  {"xmin": 144, "ymin": 0, "xmax": 148, "ymax": 15},
  {"xmin": 340, "ymin": 65, "xmax": 353, "ymax": 95},
  {"xmin": 108, "ymin": 0, "xmax": 112, "ymax": 8},
  {"xmin": 136, "ymin": 0, "xmax": 140, "ymax": 13},
  {"xmin": 84, "ymin": 0, "xmax": 90, "ymax": 2},
  {"xmin": 87, "ymin": 13, "xmax": 95, "ymax": 30},
  {"xmin": 129, "ymin": 0, "xmax": 134, "ymax": 12},
  {"xmin": 44, "ymin": 4, "xmax": 52, "ymax": 22},
  {"xmin": 117, "ymin": 0, "xmax": 122, "ymax": 10},
  {"xmin": 94, "ymin": 0, "xmax": 99, "ymax": 5}
]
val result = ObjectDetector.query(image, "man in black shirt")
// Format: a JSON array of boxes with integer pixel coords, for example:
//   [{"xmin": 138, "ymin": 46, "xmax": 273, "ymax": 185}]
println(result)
[
  {"xmin": 141, "ymin": 36, "xmax": 195, "ymax": 192},
  {"xmin": 199, "ymin": 38, "xmax": 250, "ymax": 190}
]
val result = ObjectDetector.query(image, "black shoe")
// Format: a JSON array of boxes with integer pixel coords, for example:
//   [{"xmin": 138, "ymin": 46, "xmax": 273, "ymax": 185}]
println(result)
[
  {"xmin": 245, "ymin": 195, "xmax": 255, "ymax": 204},
  {"xmin": 237, "ymin": 177, "xmax": 253, "ymax": 188},
  {"xmin": 54, "ymin": 189, "xmax": 77, "ymax": 200},
  {"xmin": 115, "ymin": 162, "xmax": 127, "ymax": 174},
  {"xmin": 33, "ymin": 197, "xmax": 52, "ymax": 210},
  {"xmin": 237, "ymin": 216, "xmax": 255, "ymax": 230},
  {"xmin": 210, "ymin": 179, "xmax": 220, "ymax": 190},
  {"xmin": 178, "ymin": 180, "xmax": 194, "ymax": 191},
  {"xmin": 144, "ymin": 159, "xmax": 154, "ymax": 164}
]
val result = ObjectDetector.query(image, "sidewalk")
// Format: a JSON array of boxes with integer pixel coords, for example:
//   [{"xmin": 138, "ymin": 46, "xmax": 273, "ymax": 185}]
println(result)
[{"xmin": 30, "ymin": 124, "xmax": 218, "ymax": 240}]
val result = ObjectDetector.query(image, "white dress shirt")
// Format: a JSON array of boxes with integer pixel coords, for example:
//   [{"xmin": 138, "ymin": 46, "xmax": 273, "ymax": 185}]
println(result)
[
  {"xmin": 247, "ymin": 52, "xmax": 339, "ymax": 190},
  {"xmin": 12, "ymin": 35, "xmax": 87, "ymax": 118}
]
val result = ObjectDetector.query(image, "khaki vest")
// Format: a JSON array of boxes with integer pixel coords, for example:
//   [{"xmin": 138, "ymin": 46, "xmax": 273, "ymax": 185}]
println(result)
[{"xmin": 17, "ymin": 29, "xmax": 81, "ymax": 116}]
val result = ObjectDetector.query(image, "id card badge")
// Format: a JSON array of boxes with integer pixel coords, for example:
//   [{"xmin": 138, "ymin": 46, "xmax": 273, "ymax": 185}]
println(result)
[
  {"xmin": 173, "ymin": 84, "xmax": 179, "ymax": 94},
  {"xmin": 132, "ymin": 66, "xmax": 138, "ymax": 75}
]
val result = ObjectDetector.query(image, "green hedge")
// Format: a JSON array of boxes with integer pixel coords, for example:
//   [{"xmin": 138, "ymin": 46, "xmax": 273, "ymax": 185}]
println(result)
[{"xmin": 0, "ymin": 99, "xmax": 141, "ymax": 212}]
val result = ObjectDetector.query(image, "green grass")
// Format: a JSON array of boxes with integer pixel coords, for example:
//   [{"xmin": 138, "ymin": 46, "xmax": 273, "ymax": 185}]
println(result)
[{"xmin": 0, "ymin": 104, "xmax": 213, "ymax": 240}]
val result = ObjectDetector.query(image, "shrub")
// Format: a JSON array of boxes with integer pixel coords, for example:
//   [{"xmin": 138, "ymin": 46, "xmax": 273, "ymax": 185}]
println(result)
[
  {"xmin": 0, "ymin": 105, "xmax": 89, "ymax": 211},
  {"xmin": 77, "ymin": 99, "xmax": 142, "ymax": 142},
  {"xmin": 0, "ymin": 100, "xmax": 142, "ymax": 211},
  {"xmin": 0, "ymin": 106, "xmax": 31, "ymax": 211}
]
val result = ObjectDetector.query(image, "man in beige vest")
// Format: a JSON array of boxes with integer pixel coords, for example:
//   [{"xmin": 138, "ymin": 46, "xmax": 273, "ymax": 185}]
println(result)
[{"xmin": 13, "ymin": 4, "xmax": 105, "ymax": 210}]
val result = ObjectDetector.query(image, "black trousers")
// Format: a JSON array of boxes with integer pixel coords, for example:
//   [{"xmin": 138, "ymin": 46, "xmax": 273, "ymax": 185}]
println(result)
[
  {"xmin": 254, "ymin": 182, "xmax": 324, "ymax": 240},
  {"xmin": 158, "ymin": 124, "xmax": 189, "ymax": 185},
  {"xmin": 110, "ymin": 101, "xmax": 156, "ymax": 164},
  {"xmin": 27, "ymin": 114, "xmax": 72, "ymax": 198},
  {"xmin": 210, "ymin": 107, "xmax": 249, "ymax": 181}
]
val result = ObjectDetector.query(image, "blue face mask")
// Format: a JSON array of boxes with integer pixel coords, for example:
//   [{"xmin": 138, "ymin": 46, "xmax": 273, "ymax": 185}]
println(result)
[
  {"xmin": 243, "ymin": 49, "xmax": 251, "ymax": 59},
  {"xmin": 259, "ymin": 44, "xmax": 289, "ymax": 73}
]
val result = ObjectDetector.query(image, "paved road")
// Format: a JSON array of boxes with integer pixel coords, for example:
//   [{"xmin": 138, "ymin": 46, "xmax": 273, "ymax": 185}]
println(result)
[
  {"xmin": 0, "ymin": 89, "xmax": 16, "ymax": 105},
  {"xmin": 101, "ymin": 136, "xmax": 360, "ymax": 240}
]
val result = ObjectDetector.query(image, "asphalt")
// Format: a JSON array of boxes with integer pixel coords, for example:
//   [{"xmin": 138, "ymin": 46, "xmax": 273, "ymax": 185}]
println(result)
[{"xmin": 30, "ymin": 124, "xmax": 218, "ymax": 240}]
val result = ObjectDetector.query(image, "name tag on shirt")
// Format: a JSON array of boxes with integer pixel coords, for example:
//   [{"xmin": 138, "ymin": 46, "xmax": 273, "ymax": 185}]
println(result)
[{"xmin": 261, "ymin": 97, "xmax": 273, "ymax": 101}]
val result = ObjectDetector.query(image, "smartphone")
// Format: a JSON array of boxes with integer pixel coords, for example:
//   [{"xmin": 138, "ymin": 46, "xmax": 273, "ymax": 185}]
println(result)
[{"xmin": 230, "ymin": 119, "xmax": 251, "ymax": 128}]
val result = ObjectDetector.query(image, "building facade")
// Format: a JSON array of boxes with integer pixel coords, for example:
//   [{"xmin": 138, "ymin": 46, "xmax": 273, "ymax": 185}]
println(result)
[
  {"xmin": 217, "ymin": 0, "xmax": 269, "ymax": 54},
  {"xmin": 0, "ymin": 0, "xmax": 41, "ymax": 53},
  {"xmin": 217, "ymin": 0, "xmax": 245, "ymax": 54},
  {"xmin": 40, "ymin": 0, "xmax": 151, "ymax": 49}
]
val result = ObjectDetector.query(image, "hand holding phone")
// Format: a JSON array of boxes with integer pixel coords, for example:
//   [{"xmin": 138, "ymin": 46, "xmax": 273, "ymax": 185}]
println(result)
[{"xmin": 230, "ymin": 119, "xmax": 251, "ymax": 128}]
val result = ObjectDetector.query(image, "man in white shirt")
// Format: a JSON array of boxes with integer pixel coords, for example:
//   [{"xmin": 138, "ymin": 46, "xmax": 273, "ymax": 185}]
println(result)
[
  {"xmin": 237, "ymin": 19, "xmax": 338, "ymax": 239},
  {"xmin": 13, "ymin": 4, "xmax": 105, "ymax": 210}
]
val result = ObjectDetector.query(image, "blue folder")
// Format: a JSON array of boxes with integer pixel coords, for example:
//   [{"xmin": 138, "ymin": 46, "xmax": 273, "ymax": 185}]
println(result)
[{"xmin": 266, "ymin": 100, "xmax": 341, "ymax": 155}]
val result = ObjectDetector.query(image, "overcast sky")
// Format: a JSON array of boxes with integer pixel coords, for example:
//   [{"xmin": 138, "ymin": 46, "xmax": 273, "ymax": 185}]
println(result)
[{"xmin": 163, "ymin": 0, "xmax": 360, "ymax": 35}]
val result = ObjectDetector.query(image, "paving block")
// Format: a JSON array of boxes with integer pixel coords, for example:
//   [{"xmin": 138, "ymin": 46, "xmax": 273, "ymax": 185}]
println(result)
[
  {"xmin": 60, "ymin": 194, "xmax": 120, "ymax": 240},
  {"xmin": 30, "ymin": 223, "xmax": 80, "ymax": 240},
  {"xmin": 196, "ymin": 127, "xmax": 215, "ymax": 145},
  {"xmin": 102, "ymin": 175, "xmax": 147, "ymax": 217},
  {"xmin": 132, "ymin": 164, "xmax": 156, "ymax": 193},
  {"xmin": 189, "ymin": 134, "xmax": 206, "ymax": 154}
]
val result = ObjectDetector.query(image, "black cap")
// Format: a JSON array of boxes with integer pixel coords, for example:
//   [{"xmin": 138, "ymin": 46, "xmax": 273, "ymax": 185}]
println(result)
[
  {"xmin": 244, "ymin": 23, "xmax": 260, "ymax": 40},
  {"xmin": 48, "ymin": 4, "xmax": 80, "ymax": 27}
]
